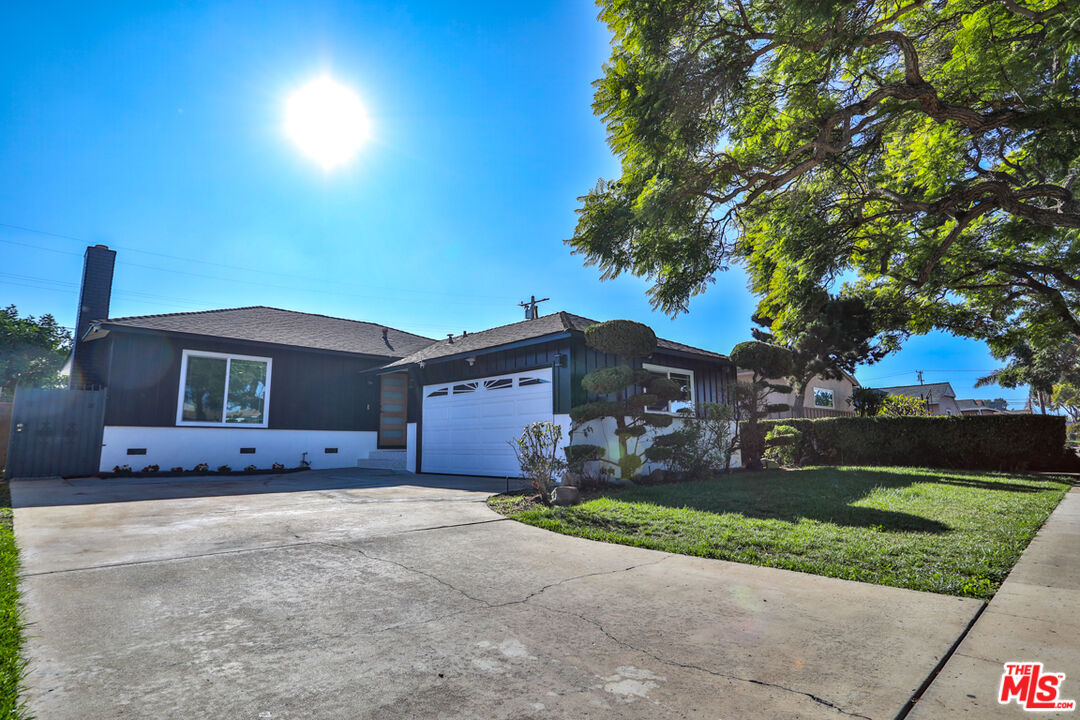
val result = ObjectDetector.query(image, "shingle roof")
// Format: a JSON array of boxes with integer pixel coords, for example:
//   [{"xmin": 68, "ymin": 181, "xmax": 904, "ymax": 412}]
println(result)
[
  {"xmin": 97, "ymin": 306, "xmax": 435, "ymax": 358},
  {"xmin": 382, "ymin": 311, "xmax": 728, "ymax": 368},
  {"xmin": 956, "ymin": 398, "xmax": 1003, "ymax": 412},
  {"xmin": 876, "ymin": 382, "xmax": 956, "ymax": 400}
]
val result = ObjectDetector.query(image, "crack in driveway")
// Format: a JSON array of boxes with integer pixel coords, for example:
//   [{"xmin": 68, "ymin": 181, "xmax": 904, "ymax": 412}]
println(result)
[{"xmin": 318, "ymin": 539, "xmax": 871, "ymax": 719}]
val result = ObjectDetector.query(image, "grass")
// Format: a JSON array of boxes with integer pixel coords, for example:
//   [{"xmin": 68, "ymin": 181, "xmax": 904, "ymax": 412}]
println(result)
[
  {"xmin": 0, "ymin": 482, "xmax": 29, "ymax": 719},
  {"xmin": 488, "ymin": 466, "xmax": 1073, "ymax": 600}
]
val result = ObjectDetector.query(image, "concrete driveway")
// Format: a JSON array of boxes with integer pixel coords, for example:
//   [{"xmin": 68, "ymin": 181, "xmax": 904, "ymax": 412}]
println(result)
[{"xmin": 13, "ymin": 469, "xmax": 982, "ymax": 719}]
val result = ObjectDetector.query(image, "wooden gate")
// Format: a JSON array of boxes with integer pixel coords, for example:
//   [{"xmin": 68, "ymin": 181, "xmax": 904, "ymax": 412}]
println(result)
[{"xmin": 4, "ymin": 389, "xmax": 106, "ymax": 479}]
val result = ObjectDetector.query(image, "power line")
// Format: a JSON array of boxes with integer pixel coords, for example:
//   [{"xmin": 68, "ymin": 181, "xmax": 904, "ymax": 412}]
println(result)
[{"xmin": 0, "ymin": 222, "xmax": 514, "ymax": 304}]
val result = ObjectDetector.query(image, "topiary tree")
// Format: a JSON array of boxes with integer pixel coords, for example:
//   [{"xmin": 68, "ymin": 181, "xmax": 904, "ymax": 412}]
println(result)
[
  {"xmin": 848, "ymin": 387, "xmax": 887, "ymax": 417},
  {"xmin": 731, "ymin": 341, "xmax": 794, "ymax": 471},
  {"xmin": 568, "ymin": 320, "xmax": 682, "ymax": 481}
]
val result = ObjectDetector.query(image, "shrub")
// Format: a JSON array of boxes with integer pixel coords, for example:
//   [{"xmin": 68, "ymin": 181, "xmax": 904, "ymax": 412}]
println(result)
[
  {"xmin": 878, "ymin": 394, "xmax": 930, "ymax": 417},
  {"xmin": 643, "ymin": 403, "xmax": 736, "ymax": 478},
  {"xmin": 112, "ymin": 464, "xmax": 132, "ymax": 474},
  {"xmin": 584, "ymin": 320, "xmax": 657, "ymax": 358},
  {"xmin": 192, "ymin": 463, "xmax": 209, "ymax": 472},
  {"xmin": 848, "ymin": 387, "xmax": 887, "ymax": 417},
  {"xmin": 140, "ymin": 464, "xmax": 160, "ymax": 473},
  {"xmin": 730, "ymin": 341, "xmax": 794, "ymax": 379},
  {"xmin": 511, "ymin": 421, "xmax": 567, "ymax": 504},
  {"xmin": 170, "ymin": 466, "xmax": 183, "ymax": 473},
  {"xmin": 764, "ymin": 425, "xmax": 802, "ymax": 467},
  {"xmin": 244, "ymin": 464, "xmax": 257, "ymax": 472},
  {"xmin": 756, "ymin": 414, "xmax": 1067, "ymax": 471},
  {"xmin": 271, "ymin": 462, "xmax": 285, "ymax": 471},
  {"xmin": 216, "ymin": 465, "xmax": 232, "ymax": 473}
]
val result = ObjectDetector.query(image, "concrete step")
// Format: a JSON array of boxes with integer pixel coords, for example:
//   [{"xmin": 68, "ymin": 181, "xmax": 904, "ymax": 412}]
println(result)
[{"xmin": 357, "ymin": 450, "xmax": 406, "ymax": 470}]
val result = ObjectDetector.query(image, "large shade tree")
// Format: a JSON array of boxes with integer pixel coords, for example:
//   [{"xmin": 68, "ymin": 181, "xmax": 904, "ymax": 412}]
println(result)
[{"xmin": 569, "ymin": 0, "xmax": 1080, "ymax": 356}]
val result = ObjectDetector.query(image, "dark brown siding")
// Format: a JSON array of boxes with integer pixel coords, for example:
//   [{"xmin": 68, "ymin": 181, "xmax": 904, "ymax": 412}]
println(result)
[{"xmin": 101, "ymin": 331, "xmax": 384, "ymax": 430}]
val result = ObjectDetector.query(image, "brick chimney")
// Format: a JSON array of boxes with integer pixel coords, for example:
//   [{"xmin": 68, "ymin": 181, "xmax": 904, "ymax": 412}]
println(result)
[{"xmin": 70, "ymin": 244, "xmax": 116, "ymax": 388}]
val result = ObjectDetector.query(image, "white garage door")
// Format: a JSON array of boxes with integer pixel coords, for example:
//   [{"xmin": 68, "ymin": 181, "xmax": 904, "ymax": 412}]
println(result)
[{"xmin": 421, "ymin": 368, "xmax": 555, "ymax": 477}]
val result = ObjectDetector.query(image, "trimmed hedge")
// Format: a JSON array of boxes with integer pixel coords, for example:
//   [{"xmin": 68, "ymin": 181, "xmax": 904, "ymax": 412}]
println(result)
[{"xmin": 751, "ymin": 414, "xmax": 1068, "ymax": 472}]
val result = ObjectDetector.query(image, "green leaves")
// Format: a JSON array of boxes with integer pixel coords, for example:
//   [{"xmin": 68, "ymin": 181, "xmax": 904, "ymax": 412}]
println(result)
[
  {"xmin": 572, "ymin": 0, "xmax": 1080, "ymax": 357},
  {"xmin": 0, "ymin": 305, "xmax": 72, "ymax": 400}
]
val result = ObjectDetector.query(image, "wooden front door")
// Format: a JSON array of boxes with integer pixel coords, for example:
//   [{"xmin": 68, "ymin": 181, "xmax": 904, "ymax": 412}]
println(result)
[{"xmin": 378, "ymin": 373, "xmax": 408, "ymax": 447}]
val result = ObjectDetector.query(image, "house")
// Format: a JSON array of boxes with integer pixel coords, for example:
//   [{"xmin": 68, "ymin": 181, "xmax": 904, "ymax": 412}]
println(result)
[
  {"xmin": 957, "ymin": 398, "xmax": 1005, "ymax": 416},
  {"xmin": 876, "ymin": 382, "xmax": 961, "ymax": 416},
  {"xmin": 60, "ymin": 245, "xmax": 736, "ymax": 477},
  {"xmin": 735, "ymin": 368, "xmax": 860, "ymax": 418}
]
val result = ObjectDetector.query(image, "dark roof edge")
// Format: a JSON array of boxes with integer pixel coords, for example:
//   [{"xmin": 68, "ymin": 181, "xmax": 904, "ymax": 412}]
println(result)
[
  {"xmin": 374, "ymin": 332, "xmax": 575, "ymax": 373},
  {"xmin": 101, "ymin": 305, "xmax": 436, "ymax": 343},
  {"xmin": 95, "ymin": 322, "xmax": 413, "ymax": 361}
]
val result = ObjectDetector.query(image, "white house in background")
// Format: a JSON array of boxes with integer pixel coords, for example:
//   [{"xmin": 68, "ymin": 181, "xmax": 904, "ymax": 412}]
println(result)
[
  {"xmin": 876, "ymin": 382, "xmax": 961, "ymax": 416},
  {"xmin": 736, "ymin": 368, "xmax": 860, "ymax": 418}
]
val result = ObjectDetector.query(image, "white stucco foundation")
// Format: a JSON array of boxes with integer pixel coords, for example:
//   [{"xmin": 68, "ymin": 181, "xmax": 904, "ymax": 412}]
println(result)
[
  {"xmin": 568, "ymin": 415, "xmax": 741, "ymax": 477},
  {"xmin": 100, "ymin": 426, "xmax": 379, "ymax": 472}
]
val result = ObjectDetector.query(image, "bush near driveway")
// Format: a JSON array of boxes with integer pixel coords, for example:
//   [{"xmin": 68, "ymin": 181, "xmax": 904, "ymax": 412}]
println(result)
[
  {"xmin": 489, "ymin": 467, "xmax": 1072, "ymax": 600},
  {"xmin": 0, "ymin": 483, "xmax": 28, "ymax": 719},
  {"xmin": 754, "ymin": 414, "xmax": 1067, "ymax": 471}
]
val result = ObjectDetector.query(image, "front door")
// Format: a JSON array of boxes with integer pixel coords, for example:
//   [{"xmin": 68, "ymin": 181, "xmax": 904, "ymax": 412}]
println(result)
[{"xmin": 378, "ymin": 373, "xmax": 408, "ymax": 448}]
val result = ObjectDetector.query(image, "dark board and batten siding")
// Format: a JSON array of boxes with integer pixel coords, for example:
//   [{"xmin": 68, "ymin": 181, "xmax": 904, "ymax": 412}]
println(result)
[
  {"xmin": 101, "ymin": 331, "xmax": 385, "ymax": 431},
  {"xmin": 570, "ymin": 339, "xmax": 736, "ymax": 413}
]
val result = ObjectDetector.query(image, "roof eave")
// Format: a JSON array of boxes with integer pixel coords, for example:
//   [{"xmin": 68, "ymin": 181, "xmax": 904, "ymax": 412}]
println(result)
[
  {"xmin": 96, "ymin": 322, "xmax": 413, "ymax": 361},
  {"xmin": 372, "ymin": 331, "xmax": 575, "ymax": 374}
]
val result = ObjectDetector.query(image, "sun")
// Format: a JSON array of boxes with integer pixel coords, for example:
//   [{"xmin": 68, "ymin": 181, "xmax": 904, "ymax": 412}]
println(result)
[{"xmin": 285, "ymin": 76, "xmax": 371, "ymax": 170}]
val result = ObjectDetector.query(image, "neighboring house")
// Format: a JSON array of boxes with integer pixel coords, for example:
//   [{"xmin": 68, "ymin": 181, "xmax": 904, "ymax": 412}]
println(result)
[
  {"xmin": 736, "ymin": 368, "xmax": 860, "ymax": 418},
  {"xmin": 957, "ymin": 398, "xmax": 1005, "ymax": 416},
  {"xmin": 876, "ymin": 382, "xmax": 961, "ymax": 416},
  {"xmin": 60, "ymin": 245, "xmax": 736, "ymax": 477}
]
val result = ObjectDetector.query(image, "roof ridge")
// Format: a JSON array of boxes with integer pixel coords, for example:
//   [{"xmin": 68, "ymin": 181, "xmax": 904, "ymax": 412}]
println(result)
[{"xmin": 104, "ymin": 305, "xmax": 435, "ymax": 341}]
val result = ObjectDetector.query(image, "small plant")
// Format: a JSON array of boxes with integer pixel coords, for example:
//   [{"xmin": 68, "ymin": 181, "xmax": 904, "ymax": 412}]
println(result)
[
  {"xmin": 244, "ymin": 464, "xmax": 257, "ymax": 472},
  {"xmin": 112, "ymin": 464, "xmax": 132, "ymax": 474},
  {"xmin": 192, "ymin": 463, "xmax": 210, "ymax": 473},
  {"xmin": 216, "ymin": 464, "xmax": 232, "ymax": 473},
  {"xmin": 140, "ymin": 464, "xmax": 160, "ymax": 473},
  {"xmin": 170, "ymin": 466, "xmax": 184, "ymax": 472},
  {"xmin": 510, "ymin": 421, "xmax": 567, "ymax": 504},
  {"xmin": 272, "ymin": 462, "xmax": 285, "ymax": 471}
]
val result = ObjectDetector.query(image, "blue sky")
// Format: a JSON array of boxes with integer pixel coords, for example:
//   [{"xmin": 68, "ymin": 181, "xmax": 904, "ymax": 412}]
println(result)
[{"xmin": 0, "ymin": 1, "xmax": 1025, "ymax": 407}]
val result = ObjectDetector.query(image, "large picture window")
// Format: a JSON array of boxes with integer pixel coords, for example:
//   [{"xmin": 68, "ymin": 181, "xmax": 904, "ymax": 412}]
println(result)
[
  {"xmin": 178, "ymin": 350, "xmax": 271, "ymax": 426},
  {"xmin": 641, "ymin": 363, "xmax": 695, "ymax": 414}
]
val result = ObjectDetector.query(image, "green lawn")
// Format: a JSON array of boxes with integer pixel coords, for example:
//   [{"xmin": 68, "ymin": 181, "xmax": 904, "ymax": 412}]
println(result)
[
  {"xmin": 0, "ymin": 483, "xmax": 29, "ymax": 719},
  {"xmin": 488, "ymin": 467, "xmax": 1073, "ymax": 600}
]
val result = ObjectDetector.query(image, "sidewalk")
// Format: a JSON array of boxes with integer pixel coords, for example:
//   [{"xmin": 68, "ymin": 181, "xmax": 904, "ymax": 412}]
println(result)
[{"xmin": 910, "ymin": 486, "xmax": 1080, "ymax": 718}]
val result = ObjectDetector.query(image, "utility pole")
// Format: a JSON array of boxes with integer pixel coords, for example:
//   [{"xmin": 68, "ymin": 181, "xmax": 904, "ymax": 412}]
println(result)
[
  {"xmin": 518, "ymin": 295, "xmax": 550, "ymax": 320},
  {"xmin": 916, "ymin": 370, "xmax": 924, "ymax": 385}
]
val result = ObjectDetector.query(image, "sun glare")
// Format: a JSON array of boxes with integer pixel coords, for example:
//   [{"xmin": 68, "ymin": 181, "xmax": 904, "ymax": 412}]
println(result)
[{"xmin": 285, "ymin": 76, "xmax": 371, "ymax": 170}]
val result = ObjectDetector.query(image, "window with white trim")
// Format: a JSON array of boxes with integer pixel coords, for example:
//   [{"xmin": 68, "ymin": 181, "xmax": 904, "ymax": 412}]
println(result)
[
  {"xmin": 813, "ymin": 387, "xmax": 835, "ymax": 408},
  {"xmin": 641, "ymin": 363, "xmax": 695, "ymax": 414},
  {"xmin": 177, "ymin": 350, "xmax": 272, "ymax": 427}
]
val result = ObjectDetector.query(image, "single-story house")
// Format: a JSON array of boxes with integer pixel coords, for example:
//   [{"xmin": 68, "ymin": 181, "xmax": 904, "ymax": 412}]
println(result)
[
  {"xmin": 956, "ymin": 398, "xmax": 1004, "ymax": 416},
  {"xmin": 876, "ymin": 382, "xmax": 961, "ymax": 416},
  {"xmin": 66, "ymin": 245, "xmax": 736, "ymax": 477},
  {"xmin": 735, "ymin": 368, "xmax": 860, "ymax": 418}
]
